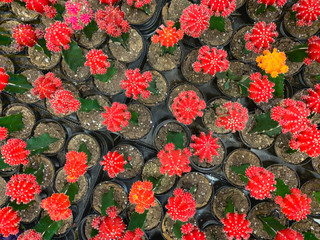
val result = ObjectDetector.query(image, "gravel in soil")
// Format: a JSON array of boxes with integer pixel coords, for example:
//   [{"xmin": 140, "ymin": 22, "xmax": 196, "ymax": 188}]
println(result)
[
  {"xmin": 303, "ymin": 61, "xmax": 320, "ymax": 88},
  {"xmin": 175, "ymin": 172, "xmax": 212, "ymax": 208},
  {"xmin": 33, "ymin": 121, "xmax": 66, "ymax": 155},
  {"xmin": 137, "ymin": 70, "xmax": 168, "ymax": 106},
  {"xmin": 84, "ymin": 214, "xmax": 99, "ymax": 240},
  {"xmin": 127, "ymin": 198, "xmax": 162, "ymax": 231},
  {"xmin": 247, "ymin": 202, "xmax": 287, "ymax": 239},
  {"xmin": 19, "ymin": 194, "xmax": 41, "ymax": 223},
  {"xmin": 77, "ymin": 95, "xmax": 111, "ymax": 131},
  {"xmin": 212, "ymin": 187, "xmax": 250, "ymax": 219},
  {"xmin": 121, "ymin": 0, "xmax": 156, "ymax": 25},
  {"xmin": 0, "ymin": 55, "xmax": 15, "ymax": 73},
  {"xmin": 224, "ymin": 149, "xmax": 261, "ymax": 187},
  {"xmin": 300, "ymin": 178, "xmax": 320, "ymax": 215},
  {"xmin": 181, "ymin": 49, "xmax": 213, "ymax": 84},
  {"xmin": 283, "ymin": 11, "xmax": 320, "ymax": 40},
  {"xmin": 16, "ymin": 69, "xmax": 42, "ymax": 104},
  {"xmin": 154, "ymin": 121, "xmax": 189, "ymax": 150},
  {"xmin": 204, "ymin": 225, "xmax": 229, "ymax": 240},
  {"xmin": 54, "ymin": 168, "xmax": 88, "ymax": 203},
  {"xmin": 291, "ymin": 218, "xmax": 320, "ymax": 239},
  {"xmin": 141, "ymin": 158, "xmax": 176, "ymax": 195},
  {"xmin": 92, "ymin": 181, "xmax": 128, "ymax": 215},
  {"xmin": 247, "ymin": 0, "xmax": 282, "ymax": 22},
  {"xmin": 119, "ymin": 103, "xmax": 152, "ymax": 140},
  {"xmin": 240, "ymin": 114, "xmax": 275, "ymax": 149},
  {"xmin": 28, "ymin": 45, "xmax": 61, "ymax": 70},
  {"xmin": 22, "ymin": 155, "xmax": 55, "ymax": 189},
  {"xmin": 75, "ymin": 30, "xmax": 106, "ymax": 49},
  {"xmin": 0, "ymin": 176, "xmax": 8, "ymax": 207},
  {"xmin": 11, "ymin": 1, "xmax": 39, "ymax": 22},
  {"xmin": 5, "ymin": 104, "xmax": 35, "ymax": 140},
  {"xmin": 113, "ymin": 144, "xmax": 144, "ymax": 179},
  {"xmin": 94, "ymin": 60, "xmax": 126, "ymax": 96},
  {"xmin": 67, "ymin": 133, "xmax": 101, "ymax": 169},
  {"xmin": 161, "ymin": 0, "xmax": 191, "ymax": 23},
  {"xmin": 148, "ymin": 42, "xmax": 182, "ymax": 71},
  {"xmin": 0, "ymin": 20, "xmax": 20, "ymax": 54},
  {"xmin": 274, "ymin": 133, "xmax": 309, "ymax": 165},
  {"xmin": 107, "ymin": 28, "xmax": 143, "ymax": 63}
]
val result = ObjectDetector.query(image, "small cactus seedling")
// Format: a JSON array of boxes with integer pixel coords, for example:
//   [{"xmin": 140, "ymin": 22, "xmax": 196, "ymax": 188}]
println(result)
[
  {"xmin": 129, "ymin": 181, "xmax": 155, "ymax": 214},
  {"xmin": 32, "ymin": 72, "xmax": 62, "ymax": 99},
  {"xmin": 194, "ymin": 46, "xmax": 229, "ymax": 76},
  {"xmin": 292, "ymin": 0, "xmax": 320, "ymax": 27},
  {"xmin": 180, "ymin": 4, "xmax": 212, "ymax": 38},
  {"xmin": 275, "ymin": 188, "xmax": 311, "ymax": 221},
  {"xmin": 0, "ymin": 207, "xmax": 21, "ymax": 237},
  {"xmin": 85, "ymin": 49, "xmax": 110, "ymax": 75},
  {"xmin": 127, "ymin": 0, "xmax": 152, "ymax": 15},
  {"xmin": 6, "ymin": 174, "xmax": 41, "ymax": 204},
  {"xmin": 248, "ymin": 72, "xmax": 275, "ymax": 103},
  {"xmin": 12, "ymin": 24, "xmax": 41, "ymax": 51},
  {"xmin": 101, "ymin": 102, "xmax": 131, "ymax": 132},
  {"xmin": 100, "ymin": 151, "xmax": 129, "ymax": 178},
  {"xmin": 216, "ymin": 101, "xmax": 249, "ymax": 132},
  {"xmin": 157, "ymin": 143, "xmax": 192, "ymax": 176},
  {"xmin": 41, "ymin": 193, "xmax": 72, "ymax": 221},
  {"xmin": 151, "ymin": 20, "xmax": 184, "ymax": 55},
  {"xmin": 165, "ymin": 188, "xmax": 196, "ymax": 222},
  {"xmin": 190, "ymin": 132, "xmax": 220, "ymax": 163},
  {"xmin": 271, "ymin": 99, "xmax": 311, "ymax": 134},
  {"xmin": 244, "ymin": 22, "xmax": 278, "ymax": 54},
  {"xmin": 64, "ymin": 0, "xmax": 93, "ymax": 30},
  {"xmin": 121, "ymin": 69, "xmax": 152, "ymax": 99},
  {"xmin": 45, "ymin": 21, "xmax": 74, "ymax": 52},
  {"xmin": 49, "ymin": 89, "xmax": 81, "ymax": 115},
  {"xmin": 221, "ymin": 213, "xmax": 252, "ymax": 240},
  {"xmin": 95, "ymin": 5, "xmax": 130, "ymax": 49},
  {"xmin": 290, "ymin": 124, "xmax": 320, "ymax": 157},
  {"xmin": 64, "ymin": 151, "xmax": 88, "ymax": 183},
  {"xmin": 171, "ymin": 90, "xmax": 206, "ymax": 125}
]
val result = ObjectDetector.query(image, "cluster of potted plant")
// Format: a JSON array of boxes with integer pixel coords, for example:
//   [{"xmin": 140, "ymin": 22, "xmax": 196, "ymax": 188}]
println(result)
[{"xmin": 0, "ymin": 0, "xmax": 320, "ymax": 239}]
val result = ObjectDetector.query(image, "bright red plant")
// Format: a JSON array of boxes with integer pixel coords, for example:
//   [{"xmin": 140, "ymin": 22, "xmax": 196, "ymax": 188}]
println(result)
[
  {"xmin": 41, "ymin": 193, "xmax": 72, "ymax": 221},
  {"xmin": 64, "ymin": 151, "xmax": 88, "ymax": 183},
  {"xmin": 157, "ymin": 143, "xmax": 192, "ymax": 176},
  {"xmin": 165, "ymin": 188, "xmax": 196, "ymax": 222},
  {"xmin": 257, "ymin": 0, "xmax": 287, "ymax": 7},
  {"xmin": 0, "ymin": 127, "xmax": 7, "ymax": 141},
  {"xmin": 49, "ymin": 89, "xmax": 81, "ymax": 115},
  {"xmin": 201, "ymin": 0, "xmax": 236, "ymax": 17},
  {"xmin": 45, "ymin": 21, "xmax": 73, "ymax": 52},
  {"xmin": 32, "ymin": 72, "xmax": 62, "ymax": 99},
  {"xmin": 90, "ymin": 206, "xmax": 125, "ymax": 240},
  {"xmin": 290, "ymin": 124, "xmax": 320, "ymax": 158},
  {"xmin": 64, "ymin": 0, "xmax": 93, "ymax": 30},
  {"xmin": 190, "ymin": 132, "xmax": 220, "ymax": 163},
  {"xmin": 245, "ymin": 166, "xmax": 276, "ymax": 200},
  {"xmin": 12, "ymin": 24, "xmax": 39, "ymax": 50},
  {"xmin": 216, "ymin": 102, "xmax": 249, "ymax": 132},
  {"xmin": 127, "ymin": 0, "xmax": 151, "ymax": 8},
  {"xmin": 304, "ymin": 36, "xmax": 320, "ymax": 65},
  {"xmin": 0, "ymin": 67, "xmax": 9, "ymax": 92},
  {"xmin": 22, "ymin": 0, "xmax": 57, "ymax": 18},
  {"xmin": 301, "ymin": 84, "xmax": 320, "ymax": 113},
  {"xmin": 181, "ymin": 223, "xmax": 206, "ymax": 240},
  {"xmin": 194, "ymin": 46, "xmax": 229, "ymax": 76},
  {"xmin": 121, "ymin": 69, "xmax": 152, "ymax": 99},
  {"xmin": 275, "ymin": 228, "xmax": 304, "ymax": 240},
  {"xmin": 120, "ymin": 228, "xmax": 144, "ymax": 240},
  {"xmin": 271, "ymin": 99, "xmax": 311, "ymax": 134},
  {"xmin": 151, "ymin": 20, "xmax": 184, "ymax": 48},
  {"xmin": 275, "ymin": 188, "xmax": 311, "ymax": 221},
  {"xmin": 221, "ymin": 212, "xmax": 252, "ymax": 240},
  {"xmin": 244, "ymin": 22, "xmax": 278, "ymax": 54},
  {"xmin": 172, "ymin": 90, "xmax": 206, "ymax": 125},
  {"xmin": 6, "ymin": 174, "xmax": 41, "ymax": 204},
  {"xmin": 17, "ymin": 229, "xmax": 42, "ymax": 240},
  {"xmin": 100, "ymin": 151, "xmax": 127, "ymax": 178},
  {"xmin": 0, "ymin": 207, "xmax": 21, "ymax": 237},
  {"xmin": 1, "ymin": 138, "xmax": 30, "ymax": 166},
  {"xmin": 248, "ymin": 72, "xmax": 275, "ymax": 103},
  {"xmin": 95, "ymin": 5, "xmax": 130, "ymax": 37},
  {"xmin": 180, "ymin": 4, "xmax": 212, "ymax": 38},
  {"xmin": 101, "ymin": 102, "xmax": 131, "ymax": 132},
  {"xmin": 292, "ymin": 0, "xmax": 320, "ymax": 27},
  {"xmin": 129, "ymin": 181, "xmax": 155, "ymax": 214},
  {"xmin": 85, "ymin": 49, "xmax": 110, "ymax": 75}
]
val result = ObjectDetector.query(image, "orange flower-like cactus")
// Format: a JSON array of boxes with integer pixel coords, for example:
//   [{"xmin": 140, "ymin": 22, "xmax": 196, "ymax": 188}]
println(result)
[
  {"xmin": 256, "ymin": 48, "xmax": 289, "ymax": 78},
  {"xmin": 41, "ymin": 193, "xmax": 72, "ymax": 221},
  {"xmin": 129, "ymin": 181, "xmax": 155, "ymax": 214},
  {"xmin": 151, "ymin": 21, "xmax": 184, "ymax": 48},
  {"xmin": 64, "ymin": 151, "xmax": 88, "ymax": 183}
]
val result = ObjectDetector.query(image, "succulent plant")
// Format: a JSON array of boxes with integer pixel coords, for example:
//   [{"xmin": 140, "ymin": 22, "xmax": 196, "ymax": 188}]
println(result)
[
  {"xmin": 41, "ymin": 193, "xmax": 72, "ymax": 221},
  {"xmin": 121, "ymin": 69, "xmax": 152, "ymax": 99},
  {"xmin": 49, "ymin": 89, "xmax": 81, "ymax": 115},
  {"xmin": 190, "ymin": 132, "xmax": 220, "ymax": 163},
  {"xmin": 292, "ymin": 0, "xmax": 320, "ymax": 27},
  {"xmin": 0, "ymin": 207, "xmax": 21, "ymax": 237},
  {"xmin": 1, "ymin": 138, "xmax": 30, "ymax": 166},
  {"xmin": 221, "ymin": 212, "xmax": 252, "ymax": 240},
  {"xmin": 32, "ymin": 72, "xmax": 62, "ymax": 100},
  {"xmin": 101, "ymin": 102, "xmax": 131, "ymax": 132},
  {"xmin": 100, "ymin": 151, "xmax": 128, "ymax": 178},
  {"xmin": 129, "ymin": 181, "xmax": 155, "ymax": 214},
  {"xmin": 45, "ymin": 21, "xmax": 74, "ymax": 52},
  {"xmin": 85, "ymin": 49, "xmax": 110, "ymax": 75},
  {"xmin": 64, "ymin": 151, "xmax": 88, "ymax": 183},
  {"xmin": 248, "ymin": 72, "xmax": 275, "ymax": 103},
  {"xmin": 64, "ymin": 0, "xmax": 93, "ymax": 30}
]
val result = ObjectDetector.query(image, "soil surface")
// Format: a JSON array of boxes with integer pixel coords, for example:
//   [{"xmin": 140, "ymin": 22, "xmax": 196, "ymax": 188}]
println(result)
[
  {"xmin": 300, "ymin": 178, "xmax": 320, "ymax": 215},
  {"xmin": 121, "ymin": 0, "xmax": 156, "ymax": 25},
  {"xmin": 16, "ymin": 69, "xmax": 42, "ymax": 104},
  {"xmin": 247, "ymin": 0, "xmax": 282, "ymax": 22}
]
